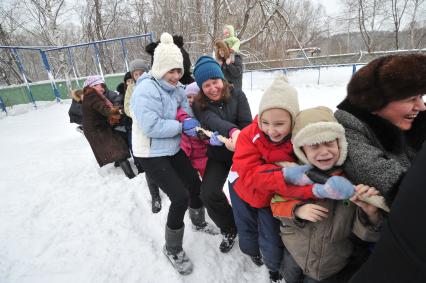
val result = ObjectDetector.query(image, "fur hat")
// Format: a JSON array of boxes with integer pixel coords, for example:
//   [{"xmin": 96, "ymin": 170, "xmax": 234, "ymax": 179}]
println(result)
[
  {"xmin": 215, "ymin": 40, "xmax": 230, "ymax": 60},
  {"xmin": 185, "ymin": 82, "xmax": 200, "ymax": 96},
  {"xmin": 83, "ymin": 75, "xmax": 104, "ymax": 88},
  {"xmin": 151, "ymin": 33, "xmax": 183, "ymax": 80},
  {"xmin": 347, "ymin": 54, "xmax": 426, "ymax": 112},
  {"xmin": 129, "ymin": 59, "xmax": 148, "ymax": 73},
  {"xmin": 258, "ymin": 74, "xmax": 300, "ymax": 127},
  {"xmin": 292, "ymin": 106, "xmax": 348, "ymax": 166},
  {"xmin": 193, "ymin": 55, "xmax": 225, "ymax": 88}
]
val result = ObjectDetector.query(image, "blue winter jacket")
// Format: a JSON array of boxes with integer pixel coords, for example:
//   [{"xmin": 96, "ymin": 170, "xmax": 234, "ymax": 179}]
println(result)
[{"xmin": 130, "ymin": 72, "xmax": 193, "ymax": 157}]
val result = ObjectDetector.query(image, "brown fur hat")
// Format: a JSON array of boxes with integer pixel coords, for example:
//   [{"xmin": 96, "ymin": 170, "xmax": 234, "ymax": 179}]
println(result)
[
  {"xmin": 214, "ymin": 40, "xmax": 230, "ymax": 60},
  {"xmin": 71, "ymin": 89, "xmax": 84, "ymax": 102},
  {"xmin": 347, "ymin": 54, "xmax": 426, "ymax": 112}
]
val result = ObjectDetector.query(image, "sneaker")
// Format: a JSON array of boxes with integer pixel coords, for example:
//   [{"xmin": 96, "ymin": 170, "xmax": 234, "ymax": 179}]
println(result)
[
  {"xmin": 250, "ymin": 254, "xmax": 264, "ymax": 267},
  {"xmin": 269, "ymin": 271, "xmax": 284, "ymax": 283},
  {"xmin": 219, "ymin": 231, "xmax": 237, "ymax": 253},
  {"xmin": 152, "ymin": 196, "xmax": 162, "ymax": 214},
  {"xmin": 193, "ymin": 222, "xmax": 220, "ymax": 235},
  {"xmin": 163, "ymin": 246, "xmax": 193, "ymax": 275}
]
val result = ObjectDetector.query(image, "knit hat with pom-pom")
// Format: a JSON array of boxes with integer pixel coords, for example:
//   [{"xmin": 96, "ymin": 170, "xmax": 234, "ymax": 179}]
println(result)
[{"xmin": 151, "ymin": 33, "xmax": 183, "ymax": 80}]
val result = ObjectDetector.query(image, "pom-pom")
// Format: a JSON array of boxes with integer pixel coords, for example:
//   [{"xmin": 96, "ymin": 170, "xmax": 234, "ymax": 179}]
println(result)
[{"xmin": 160, "ymin": 33, "xmax": 173, "ymax": 44}]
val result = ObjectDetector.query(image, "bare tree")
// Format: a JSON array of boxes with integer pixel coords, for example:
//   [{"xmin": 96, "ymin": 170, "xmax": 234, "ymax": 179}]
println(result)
[{"xmin": 388, "ymin": 0, "xmax": 410, "ymax": 49}]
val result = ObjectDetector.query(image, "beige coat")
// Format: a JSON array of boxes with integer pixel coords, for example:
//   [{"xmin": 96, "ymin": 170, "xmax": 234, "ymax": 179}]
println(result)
[
  {"xmin": 123, "ymin": 82, "xmax": 135, "ymax": 117},
  {"xmin": 277, "ymin": 199, "xmax": 380, "ymax": 281}
]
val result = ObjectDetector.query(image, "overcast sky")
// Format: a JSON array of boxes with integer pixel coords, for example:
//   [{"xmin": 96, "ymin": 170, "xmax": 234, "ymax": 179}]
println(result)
[{"xmin": 313, "ymin": 0, "xmax": 342, "ymax": 16}]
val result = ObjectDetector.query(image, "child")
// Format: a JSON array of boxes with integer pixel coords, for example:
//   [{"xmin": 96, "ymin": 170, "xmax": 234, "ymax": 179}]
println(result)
[
  {"xmin": 223, "ymin": 25, "xmax": 240, "ymax": 64},
  {"xmin": 123, "ymin": 59, "xmax": 162, "ymax": 214},
  {"xmin": 271, "ymin": 106, "xmax": 383, "ymax": 283},
  {"xmin": 131, "ymin": 33, "xmax": 216, "ymax": 275},
  {"xmin": 176, "ymin": 82, "xmax": 208, "ymax": 177},
  {"xmin": 229, "ymin": 75, "xmax": 318, "ymax": 282}
]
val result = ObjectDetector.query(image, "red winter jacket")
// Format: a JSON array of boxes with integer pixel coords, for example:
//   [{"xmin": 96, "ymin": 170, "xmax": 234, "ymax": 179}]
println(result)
[
  {"xmin": 176, "ymin": 108, "xmax": 208, "ymax": 176},
  {"xmin": 231, "ymin": 117, "xmax": 315, "ymax": 208}
]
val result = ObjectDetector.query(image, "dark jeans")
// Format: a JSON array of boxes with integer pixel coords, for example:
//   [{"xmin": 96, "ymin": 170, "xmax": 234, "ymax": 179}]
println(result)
[
  {"xmin": 145, "ymin": 173, "xmax": 160, "ymax": 199},
  {"xmin": 199, "ymin": 158, "xmax": 236, "ymax": 233},
  {"xmin": 229, "ymin": 181, "xmax": 283, "ymax": 272},
  {"xmin": 282, "ymin": 246, "xmax": 364, "ymax": 283},
  {"xmin": 134, "ymin": 150, "xmax": 202, "ymax": 230}
]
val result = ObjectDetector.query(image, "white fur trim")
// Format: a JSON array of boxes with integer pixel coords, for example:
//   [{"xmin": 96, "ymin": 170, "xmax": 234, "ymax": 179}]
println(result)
[{"xmin": 292, "ymin": 122, "xmax": 348, "ymax": 166}]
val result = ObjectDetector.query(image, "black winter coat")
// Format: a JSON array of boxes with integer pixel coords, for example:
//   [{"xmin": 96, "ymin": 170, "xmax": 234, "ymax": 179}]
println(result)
[
  {"xmin": 349, "ymin": 141, "xmax": 426, "ymax": 283},
  {"xmin": 220, "ymin": 54, "xmax": 243, "ymax": 90},
  {"xmin": 82, "ymin": 91, "xmax": 130, "ymax": 167},
  {"xmin": 68, "ymin": 100, "xmax": 83, "ymax": 125},
  {"xmin": 193, "ymin": 87, "xmax": 252, "ymax": 162}
]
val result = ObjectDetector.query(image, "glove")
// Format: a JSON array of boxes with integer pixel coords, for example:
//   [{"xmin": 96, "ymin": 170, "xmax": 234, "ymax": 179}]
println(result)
[
  {"xmin": 108, "ymin": 113, "xmax": 121, "ymax": 126},
  {"xmin": 282, "ymin": 165, "xmax": 314, "ymax": 186},
  {"xmin": 313, "ymin": 176, "xmax": 355, "ymax": 200},
  {"xmin": 209, "ymin": 131, "xmax": 224, "ymax": 146},
  {"xmin": 182, "ymin": 118, "xmax": 200, "ymax": 137}
]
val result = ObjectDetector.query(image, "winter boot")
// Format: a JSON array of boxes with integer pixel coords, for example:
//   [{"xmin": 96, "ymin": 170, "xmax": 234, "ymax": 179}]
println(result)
[
  {"xmin": 269, "ymin": 271, "xmax": 284, "ymax": 283},
  {"xmin": 163, "ymin": 225, "xmax": 193, "ymax": 275},
  {"xmin": 219, "ymin": 229, "xmax": 237, "ymax": 253},
  {"xmin": 250, "ymin": 254, "xmax": 264, "ymax": 267},
  {"xmin": 151, "ymin": 194, "xmax": 162, "ymax": 214},
  {"xmin": 118, "ymin": 159, "xmax": 136, "ymax": 179},
  {"xmin": 188, "ymin": 207, "xmax": 220, "ymax": 235}
]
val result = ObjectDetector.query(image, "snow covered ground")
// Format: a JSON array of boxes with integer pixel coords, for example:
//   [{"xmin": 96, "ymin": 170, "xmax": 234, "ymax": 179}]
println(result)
[{"xmin": 0, "ymin": 67, "xmax": 352, "ymax": 283}]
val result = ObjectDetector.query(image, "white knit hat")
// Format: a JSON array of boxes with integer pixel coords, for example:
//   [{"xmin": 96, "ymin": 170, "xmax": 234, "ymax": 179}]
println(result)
[
  {"xmin": 292, "ymin": 106, "xmax": 348, "ymax": 166},
  {"xmin": 258, "ymin": 74, "xmax": 300, "ymax": 127},
  {"xmin": 151, "ymin": 33, "xmax": 183, "ymax": 80}
]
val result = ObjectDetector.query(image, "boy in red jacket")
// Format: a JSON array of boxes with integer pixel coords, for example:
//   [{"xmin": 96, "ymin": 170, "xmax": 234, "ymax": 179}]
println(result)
[{"xmin": 229, "ymin": 75, "xmax": 315, "ymax": 282}]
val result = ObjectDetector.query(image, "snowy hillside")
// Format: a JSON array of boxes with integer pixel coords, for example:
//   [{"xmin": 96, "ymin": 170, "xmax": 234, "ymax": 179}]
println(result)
[{"xmin": 0, "ymin": 67, "xmax": 351, "ymax": 283}]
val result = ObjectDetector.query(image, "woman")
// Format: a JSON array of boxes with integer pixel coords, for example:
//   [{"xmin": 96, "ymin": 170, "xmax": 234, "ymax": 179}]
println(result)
[
  {"xmin": 130, "ymin": 33, "xmax": 215, "ymax": 275},
  {"xmin": 192, "ymin": 55, "xmax": 252, "ymax": 253},
  {"xmin": 334, "ymin": 54, "xmax": 426, "ymax": 205},
  {"xmin": 214, "ymin": 40, "xmax": 243, "ymax": 90},
  {"xmin": 81, "ymin": 75, "xmax": 134, "ymax": 179}
]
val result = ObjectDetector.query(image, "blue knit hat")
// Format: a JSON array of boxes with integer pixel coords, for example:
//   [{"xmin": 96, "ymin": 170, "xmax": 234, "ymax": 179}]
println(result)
[{"xmin": 193, "ymin": 56, "xmax": 224, "ymax": 88}]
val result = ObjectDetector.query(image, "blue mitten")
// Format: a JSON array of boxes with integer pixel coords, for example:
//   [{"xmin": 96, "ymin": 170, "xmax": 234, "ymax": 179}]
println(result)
[
  {"xmin": 209, "ymin": 131, "xmax": 224, "ymax": 146},
  {"xmin": 312, "ymin": 176, "xmax": 355, "ymax": 200},
  {"xmin": 182, "ymin": 118, "xmax": 200, "ymax": 137},
  {"xmin": 282, "ymin": 165, "xmax": 314, "ymax": 185}
]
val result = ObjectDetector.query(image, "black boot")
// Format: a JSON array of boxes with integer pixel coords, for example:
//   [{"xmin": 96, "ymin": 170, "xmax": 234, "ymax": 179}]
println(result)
[
  {"xmin": 219, "ymin": 229, "xmax": 237, "ymax": 253},
  {"xmin": 188, "ymin": 207, "xmax": 219, "ymax": 235},
  {"xmin": 250, "ymin": 254, "xmax": 264, "ymax": 267},
  {"xmin": 118, "ymin": 159, "xmax": 136, "ymax": 179},
  {"xmin": 269, "ymin": 271, "xmax": 284, "ymax": 283},
  {"xmin": 151, "ymin": 194, "xmax": 162, "ymax": 214}
]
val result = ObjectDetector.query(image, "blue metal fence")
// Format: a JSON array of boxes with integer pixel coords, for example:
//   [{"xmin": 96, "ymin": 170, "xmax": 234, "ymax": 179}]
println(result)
[{"xmin": 0, "ymin": 33, "xmax": 154, "ymax": 107}]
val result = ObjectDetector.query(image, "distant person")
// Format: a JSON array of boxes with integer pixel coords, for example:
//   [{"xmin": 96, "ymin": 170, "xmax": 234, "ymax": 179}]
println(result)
[
  {"xmin": 222, "ymin": 25, "xmax": 240, "ymax": 64},
  {"xmin": 214, "ymin": 40, "xmax": 243, "ymax": 90},
  {"xmin": 116, "ymin": 71, "xmax": 132, "ymax": 97}
]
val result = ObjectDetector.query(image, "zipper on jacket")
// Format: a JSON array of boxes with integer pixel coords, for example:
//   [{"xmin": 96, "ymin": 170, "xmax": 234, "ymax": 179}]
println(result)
[{"xmin": 304, "ymin": 225, "xmax": 315, "ymax": 274}]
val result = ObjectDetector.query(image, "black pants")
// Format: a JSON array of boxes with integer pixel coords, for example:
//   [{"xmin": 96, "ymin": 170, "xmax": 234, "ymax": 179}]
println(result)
[
  {"xmin": 200, "ymin": 158, "xmax": 236, "ymax": 233},
  {"xmin": 135, "ymin": 150, "xmax": 202, "ymax": 230},
  {"xmin": 145, "ymin": 174, "xmax": 160, "ymax": 199}
]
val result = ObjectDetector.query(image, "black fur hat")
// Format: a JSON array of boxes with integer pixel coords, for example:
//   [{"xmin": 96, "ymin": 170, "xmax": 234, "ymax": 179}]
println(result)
[{"xmin": 347, "ymin": 54, "xmax": 426, "ymax": 112}]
